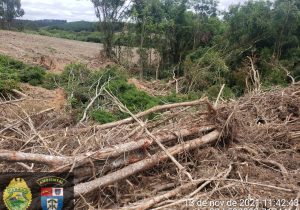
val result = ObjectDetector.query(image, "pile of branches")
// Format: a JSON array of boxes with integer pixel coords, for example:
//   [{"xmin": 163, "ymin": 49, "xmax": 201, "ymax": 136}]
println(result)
[{"xmin": 0, "ymin": 84, "xmax": 299, "ymax": 209}]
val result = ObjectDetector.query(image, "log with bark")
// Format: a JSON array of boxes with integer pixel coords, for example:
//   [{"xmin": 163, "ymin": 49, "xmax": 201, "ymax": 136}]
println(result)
[
  {"xmin": 0, "ymin": 126, "xmax": 215, "ymax": 170},
  {"xmin": 74, "ymin": 130, "xmax": 220, "ymax": 196}
]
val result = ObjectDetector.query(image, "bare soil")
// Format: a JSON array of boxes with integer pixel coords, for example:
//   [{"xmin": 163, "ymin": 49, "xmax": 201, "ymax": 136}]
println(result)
[{"xmin": 0, "ymin": 30, "xmax": 116, "ymax": 72}]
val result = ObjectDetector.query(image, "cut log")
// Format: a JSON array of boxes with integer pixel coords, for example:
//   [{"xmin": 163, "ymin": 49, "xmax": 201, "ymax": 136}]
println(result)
[
  {"xmin": 0, "ymin": 126, "xmax": 215, "ymax": 171},
  {"xmin": 74, "ymin": 130, "xmax": 220, "ymax": 196},
  {"xmin": 0, "ymin": 149, "xmax": 71, "ymax": 166},
  {"xmin": 53, "ymin": 126, "xmax": 215, "ymax": 171}
]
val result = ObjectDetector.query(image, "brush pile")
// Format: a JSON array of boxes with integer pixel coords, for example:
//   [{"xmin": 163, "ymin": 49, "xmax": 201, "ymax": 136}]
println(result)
[{"xmin": 0, "ymin": 84, "xmax": 299, "ymax": 209}]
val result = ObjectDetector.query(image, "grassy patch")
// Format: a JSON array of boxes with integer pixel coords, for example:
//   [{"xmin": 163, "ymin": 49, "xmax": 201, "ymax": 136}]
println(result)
[{"xmin": 91, "ymin": 110, "xmax": 119, "ymax": 124}]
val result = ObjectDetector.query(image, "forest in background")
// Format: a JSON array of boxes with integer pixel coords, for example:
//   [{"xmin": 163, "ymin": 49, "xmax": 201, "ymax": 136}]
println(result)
[{"xmin": 10, "ymin": 0, "xmax": 300, "ymax": 94}]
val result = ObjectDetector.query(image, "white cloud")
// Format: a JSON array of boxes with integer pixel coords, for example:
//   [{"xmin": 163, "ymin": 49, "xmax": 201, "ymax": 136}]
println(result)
[
  {"xmin": 20, "ymin": 0, "xmax": 248, "ymax": 22},
  {"xmin": 20, "ymin": 0, "xmax": 98, "ymax": 22},
  {"xmin": 218, "ymin": 0, "xmax": 248, "ymax": 11}
]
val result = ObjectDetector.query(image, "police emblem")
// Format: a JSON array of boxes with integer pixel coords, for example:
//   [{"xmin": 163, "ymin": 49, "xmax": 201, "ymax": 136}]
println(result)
[
  {"xmin": 3, "ymin": 178, "xmax": 32, "ymax": 210},
  {"xmin": 41, "ymin": 187, "xmax": 64, "ymax": 210}
]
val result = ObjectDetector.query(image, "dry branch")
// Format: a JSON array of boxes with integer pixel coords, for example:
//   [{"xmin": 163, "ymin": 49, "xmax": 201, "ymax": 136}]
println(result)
[
  {"xmin": 214, "ymin": 84, "xmax": 225, "ymax": 107},
  {"xmin": 74, "ymin": 130, "xmax": 220, "ymax": 196},
  {"xmin": 0, "ymin": 98, "xmax": 24, "ymax": 105},
  {"xmin": 0, "ymin": 107, "xmax": 54, "ymax": 134},
  {"xmin": 104, "ymin": 89, "xmax": 195, "ymax": 181},
  {"xmin": 247, "ymin": 56, "xmax": 261, "ymax": 91},
  {"xmin": 126, "ymin": 164, "xmax": 232, "ymax": 210},
  {"xmin": 252, "ymin": 158, "xmax": 288, "ymax": 179},
  {"xmin": 91, "ymin": 98, "xmax": 208, "ymax": 130},
  {"xmin": 78, "ymin": 76, "xmax": 110, "ymax": 124},
  {"xmin": 12, "ymin": 89, "xmax": 28, "ymax": 98},
  {"xmin": 125, "ymin": 181, "xmax": 202, "ymax": 210}
]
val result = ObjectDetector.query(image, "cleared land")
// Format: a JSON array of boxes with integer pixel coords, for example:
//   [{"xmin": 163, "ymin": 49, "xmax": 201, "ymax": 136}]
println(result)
[{"xmin": 0, "ymin": 30, "xmax": 142, "ymax": 72}]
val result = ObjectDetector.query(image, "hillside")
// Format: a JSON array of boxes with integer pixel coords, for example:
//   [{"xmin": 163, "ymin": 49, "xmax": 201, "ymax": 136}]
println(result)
[{"xmin": 0, "ymin": 30, "xmax": 142, "ymax": 72}]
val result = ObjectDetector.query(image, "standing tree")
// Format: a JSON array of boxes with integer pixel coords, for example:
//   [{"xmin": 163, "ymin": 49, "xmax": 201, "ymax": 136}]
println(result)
[
  {"xmin": 188, "ymin": 0, "xmax": 219, "ymax": 49},
  {"xmin": 0, "ymin": 0, "xmax": 24, "ymax": 29},
  {"xmin": 272, "ymin": 0, "xmax": 299, "ymax": 60},
  {"xmin": 91, "ymin": 0, "xmax": 131, "ymax": 58},
  {"xmin": 131, "ymin": 0, "xmax": 164, "ymax": 79}
]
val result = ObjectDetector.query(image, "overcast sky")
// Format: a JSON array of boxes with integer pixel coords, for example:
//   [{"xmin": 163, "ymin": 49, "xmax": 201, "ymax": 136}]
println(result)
[{"xmin": 20, "ymin": 0, "xmax": 248, "ymax": 22}]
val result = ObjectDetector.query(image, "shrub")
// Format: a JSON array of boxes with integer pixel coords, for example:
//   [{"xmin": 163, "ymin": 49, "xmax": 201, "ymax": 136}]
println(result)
[
  {"xmin": 42, "ymin": 73, "xmax": 60, "ymax": 89},
  {"xmin": 91, "ymin": 109, "xmax": 118, "ymax": 123},
  {"xmin": 45, "ymin": 63, "xmax": 204, "ymax": 124},
  {"xmin": 19, "ymin": 66, "xmax": 45, "ymax": 85},
  {"xmin": 263, "ymin": 67, "xmax": 287, "ymax": 87},
  {"xmin": 86, "ymin": 36, "xmax": 102, "ymax": 43},
  {"xmin": 159, "ymin": 91, "xmax": 199, "ymax": 104},
  {"xmin": 0, "ymin": 55, "xmax": 25, "ymax": 69},
  {"xmin": 184, "ymin": 48, "xmax": 229, "ymax": 91},
  {"xmin": 0, "ymin": 54, "xmax": 46, "ymax": 92},
  {"xmin": 0, "ymin": 78, "xmax": 19, "ymax": 92}
]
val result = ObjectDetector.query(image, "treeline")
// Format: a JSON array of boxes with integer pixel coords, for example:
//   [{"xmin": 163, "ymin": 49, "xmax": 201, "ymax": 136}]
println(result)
[
  {"xmin": 105, "ymin": 0, "xmax": 299, "ymax": 96},
  {"xmin": 10, "ymin": 20, "xmax": 125, "ymax": 44},
  {"xmin": 16, "ymin": 19, "xmax": 67, "ymax": 30}
]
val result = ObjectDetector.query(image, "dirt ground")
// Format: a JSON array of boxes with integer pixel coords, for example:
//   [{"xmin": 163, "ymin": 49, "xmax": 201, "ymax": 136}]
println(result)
[
  {"xmin": 0, "ymin": 30, "xmax": 145, "ymax": 72},
  {"xmin": 0, "ymin": 30, "xmax": 161, "ymax": 72}
]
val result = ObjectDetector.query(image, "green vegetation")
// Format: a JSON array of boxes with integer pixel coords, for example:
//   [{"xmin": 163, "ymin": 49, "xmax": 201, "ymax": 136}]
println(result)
[
  {"xmin": 1, "ymin": 56, "xmax": 199, "ymax": 123},
  {"xmin": 47, "ymin": 21, "xmax": 97, "ymax": 32},
  {"xmin": 89, "ymin": 0, "xmax": 299, "ymax": 94},
  {"xmin": 91, "ymin": 110, "xmax": 118, "ymax": 124},
  {"xmin": 0, "ymin": 55, "xmax": 46, "ymax": 92},
  {"xmin": 7, "ymin": 0, "xmax": 297, "ymax": 95},
  {"xmin": 43, "ymin": 63, "xmax": 198, "ymax": 123}
]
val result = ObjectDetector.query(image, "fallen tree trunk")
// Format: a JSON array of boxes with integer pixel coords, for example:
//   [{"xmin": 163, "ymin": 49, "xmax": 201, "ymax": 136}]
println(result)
[
  {"xmin": 52, "ymin": 126, "xmax": 214, "ymax": 172},
  {"xmin": 0, "ymin": 150, "xmax": 71, "ymax": 166},
  {"xmin": 0, "ymin": 126, "xmax": 215, "ymax": 170},
  {"xmin": 88, "ymin": 125, "xmax": 215, "ymax": 160},
  {"xmin": 74, "ymin": 130, "xmax": 220, "ymax": 197}
]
